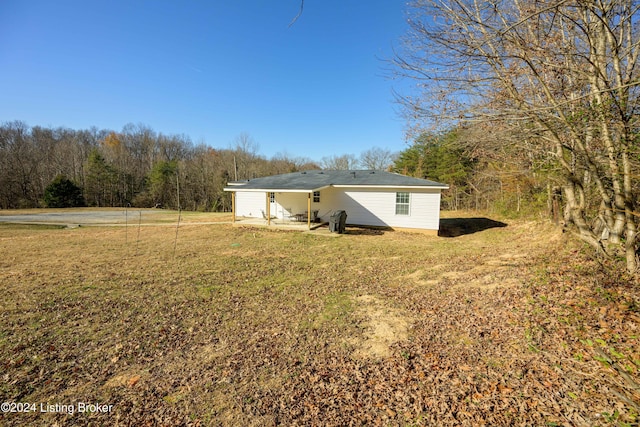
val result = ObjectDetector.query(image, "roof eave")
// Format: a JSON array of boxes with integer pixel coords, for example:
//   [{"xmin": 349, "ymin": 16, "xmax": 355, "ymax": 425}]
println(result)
[
  {"xmin": 331, "ymin": 184, "xmax": 449, "ymax": 190},
  {"xmin": 225, "ymin": 184, "xmax": 448, "ymax": 192},
  {"xmin": 223, "ymin": 185, "xmax": 330, "ymax": 193}
]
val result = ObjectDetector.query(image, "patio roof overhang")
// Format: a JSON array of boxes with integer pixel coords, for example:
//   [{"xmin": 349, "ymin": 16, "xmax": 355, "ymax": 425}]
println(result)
[{"xmin": 223, "ymin": 185, "xmax": 330, "ymax": 193}]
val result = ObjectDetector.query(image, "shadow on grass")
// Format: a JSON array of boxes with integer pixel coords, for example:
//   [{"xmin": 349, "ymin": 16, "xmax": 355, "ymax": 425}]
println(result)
[
  {"xmin": 438, "ymin": 217, "xmax": 508, "ymax": 237},
  {"xmin": 0, "ymin": 222, "xmax": 67, "ymax": 230},
  {"xmin": 343, "ymin": 226, "xmax": 387, "ymax": 236}
]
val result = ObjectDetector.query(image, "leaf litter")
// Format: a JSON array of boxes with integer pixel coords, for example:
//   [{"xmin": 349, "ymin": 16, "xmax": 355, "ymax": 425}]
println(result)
[{"xmin": 0, "ymin": 219, "xmax": 638, "ymax": 426}]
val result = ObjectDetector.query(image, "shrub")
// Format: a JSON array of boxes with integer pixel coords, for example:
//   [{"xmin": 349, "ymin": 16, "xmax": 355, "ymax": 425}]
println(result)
[{"xmin": 43, "ymin": 175, "xmax": 85, "ymax": 208}]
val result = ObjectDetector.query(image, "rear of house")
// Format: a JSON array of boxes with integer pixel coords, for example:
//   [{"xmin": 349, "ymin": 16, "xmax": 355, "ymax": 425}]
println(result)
[
  {"xmin": 224, "ymin": 170, "xmax": 448, "ymax": 233},
  {"xmin": 320, "ymin": 186, "xmax": 443, "ymax": 230}
]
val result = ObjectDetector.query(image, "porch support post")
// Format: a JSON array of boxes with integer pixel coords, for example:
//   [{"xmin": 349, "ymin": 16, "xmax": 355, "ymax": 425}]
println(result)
[
  {"xmin": 266, "ymin": 192, "xmax": 271, "ymax": 226},
  {"xmin": 307, "ymin": 192, "xmax": 311, "ymax": 230},
  {"xmin": 231, "ymin": 192, "xmax": 236, "ymax": 223}
]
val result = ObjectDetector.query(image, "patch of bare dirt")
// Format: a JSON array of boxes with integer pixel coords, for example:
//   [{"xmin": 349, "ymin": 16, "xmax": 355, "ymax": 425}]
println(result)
[
  {"xmin": 402, "ymin": 269, "xmax": 439, "ymax": 286},
  {"xmin": 351, "ymin": 295, "xmax": 413, "ymax": 359},
  {"xmin": 403, "ymin": 252, "xmax": 528, "ymax": 290}
]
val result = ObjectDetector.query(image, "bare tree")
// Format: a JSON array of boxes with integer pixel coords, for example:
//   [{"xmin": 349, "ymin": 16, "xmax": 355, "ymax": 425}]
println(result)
[
  {"xmin": 360, "ymin": 147, "xmax": 396, "ymax": 170},
  {"xmin": 232, "ymin": 132, "xmax": 260, "ymax": 157},
  {"xmin": 320, "ymin": 154, "xmax": 359, "ymax": 170},
  {"xmin": 395, "ymin": 0, "xmax": 640, "ymax": 273},
  {"xmin": 289, "ymin": 0, "xmax": 304, "ymax": 27},
  {"xmin": 0, "ymin": 121, "xmax": 44, "ymax": 207},
  {"xmin": 230, "ymin": 132, "xmax": 262, "ymax": 180}
]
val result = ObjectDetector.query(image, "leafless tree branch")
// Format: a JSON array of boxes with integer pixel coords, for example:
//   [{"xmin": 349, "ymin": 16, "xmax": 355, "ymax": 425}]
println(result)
[{"xmin": 288, "ymin": 0, "xmax": 304, "ymax": 28}]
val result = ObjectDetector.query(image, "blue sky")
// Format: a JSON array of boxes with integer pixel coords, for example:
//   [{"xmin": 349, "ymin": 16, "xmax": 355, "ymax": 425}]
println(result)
[{"xmin": 0, "ymin": 1, "xmax": 413, "ymax": 162}]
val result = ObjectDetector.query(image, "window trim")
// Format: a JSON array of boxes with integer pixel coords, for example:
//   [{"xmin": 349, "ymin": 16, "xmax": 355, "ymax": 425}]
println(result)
[{"xmin": 395, "ymin": 192, "xmax": 410, "ymax": 215}]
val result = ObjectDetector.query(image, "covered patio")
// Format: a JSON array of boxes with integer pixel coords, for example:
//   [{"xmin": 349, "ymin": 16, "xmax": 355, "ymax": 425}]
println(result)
[
  {"xmin": 230, "ymin": 215, "xmax": 327, "ymax": 231},
  {"xmin": 226, "ymin": 173, "xmax": 331, "ymax": 230},
  {"xmin": 228, "ymin": 188, "xmax": 327, "ymax": 231}
]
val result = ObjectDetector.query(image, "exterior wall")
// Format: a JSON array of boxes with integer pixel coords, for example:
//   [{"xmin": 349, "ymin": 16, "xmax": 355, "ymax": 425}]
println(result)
[
  {"xmin": 271, "ymin": 192, "xmax": 305, "ymax": 219},
  {"xmin": 235, "ymin": 191, "xmax": 325, "ymax": 220},
  {"xmin": 324, "ymin": 187, "xmax": 442, "ymax": 230},
  {"xmin": 286, "ymin": 190, "xmax": 331, "ymax": 222},
  {"xmin": 235, "ymin": 187, "xmax": 443, "ymax": 230},
  {"xmin": 235, "ymin": 191, "xmax": 266, "ymax": 218}
]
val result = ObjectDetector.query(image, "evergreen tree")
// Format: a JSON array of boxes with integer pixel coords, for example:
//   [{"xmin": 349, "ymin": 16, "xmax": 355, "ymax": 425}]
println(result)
[
  {"xmin": 84, "ymin": 149, "xmax": 118, "ymax": 206},
  {"xmin": 148, "ymin": 160, "xmax": 178, "ymax": 208},
  {"xmin": 43, "ymin": 175, "xmax": 85, "ymax": 208},
  {"xmin": 394, "ymin": 130, "xmax": 474, "ymax": 209}
]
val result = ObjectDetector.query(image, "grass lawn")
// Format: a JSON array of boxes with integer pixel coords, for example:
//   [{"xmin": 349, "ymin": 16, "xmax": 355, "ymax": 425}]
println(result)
[{"xmin": 0, "ymin": 213, "xmax": 638, "ymax": 426}]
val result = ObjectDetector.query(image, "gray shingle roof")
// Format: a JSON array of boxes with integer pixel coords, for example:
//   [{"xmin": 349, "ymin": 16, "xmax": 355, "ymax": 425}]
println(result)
[{"xmin": 224, "ymin": 170, "xmax": 448, "ymax": 192}]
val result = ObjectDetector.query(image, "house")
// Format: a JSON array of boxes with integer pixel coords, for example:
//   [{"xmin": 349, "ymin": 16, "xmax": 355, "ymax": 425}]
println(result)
[{"xmin": 223, "ymin": 170, "xmax": 449, "ymax": 233}]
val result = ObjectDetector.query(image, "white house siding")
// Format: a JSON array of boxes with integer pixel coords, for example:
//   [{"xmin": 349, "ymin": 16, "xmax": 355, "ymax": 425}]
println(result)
[
  {"xmin": 235, "ymin": 191, "xmax": 267, "ymax": 218},
  {"xmin": 234, "ymin": 187, "xmax": 442, "ymax": 230},
  {"xmin": 235, "ymin": 191, "xmax": 325, "ymax": 220},
  {"xmin": 325, "ymin": 187, "xmax": 442, "ymax": 230},
  {"xmin": 270, "ymin": 192, "xmax": 332, "ymax": 221},
  {"xmin": 271, "ymin": 192, "xmax": 305, "ymax": 220}
]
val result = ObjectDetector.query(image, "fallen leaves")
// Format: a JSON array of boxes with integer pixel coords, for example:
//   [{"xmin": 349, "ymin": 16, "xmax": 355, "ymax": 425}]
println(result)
[
  {"xmin": 0, "ymin": 220, "xmax": 638, "ymax": 426},
  {"xmin": 128, "ymin": 375, "xmax": 141, "ymax": 388}
]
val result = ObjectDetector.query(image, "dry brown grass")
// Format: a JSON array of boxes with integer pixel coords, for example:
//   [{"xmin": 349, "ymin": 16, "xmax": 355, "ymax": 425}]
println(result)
[{"xmin": 0, "ymin": 213, "xmax": 638, "ymax": 426}]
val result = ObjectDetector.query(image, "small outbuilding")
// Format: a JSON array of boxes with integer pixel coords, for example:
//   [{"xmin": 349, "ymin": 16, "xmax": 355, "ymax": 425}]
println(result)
[{"xmin": 224, "ymin": 170, "xmax": 448, "ymax": 233}]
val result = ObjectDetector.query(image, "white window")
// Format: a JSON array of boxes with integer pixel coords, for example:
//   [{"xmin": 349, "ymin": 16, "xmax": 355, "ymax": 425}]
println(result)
[
  {"xmin": 269, "ymin": 192, "xmax": 275, "ymax": 203},
  {"xmin": 313, "ymin": 191, "xmax": 320, "ymax": 203},
  {"xmin": 395, "ymin": 192, "xmax": 410, "ymax": 215}
]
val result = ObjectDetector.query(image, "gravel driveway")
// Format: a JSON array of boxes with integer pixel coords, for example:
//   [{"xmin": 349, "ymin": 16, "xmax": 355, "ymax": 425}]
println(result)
[{"xmin": 0, "ymin": 209, "xmax": 166, "ymax": 226}]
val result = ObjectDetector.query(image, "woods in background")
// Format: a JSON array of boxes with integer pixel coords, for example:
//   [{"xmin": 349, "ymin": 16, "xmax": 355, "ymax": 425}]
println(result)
[
  {"xmin": 0, "ymin": 121, "xmax": 317, "ymax": 212},
  {"xmin": 394, "ymin": 126, "xmax": 550, "ymax": 216}
]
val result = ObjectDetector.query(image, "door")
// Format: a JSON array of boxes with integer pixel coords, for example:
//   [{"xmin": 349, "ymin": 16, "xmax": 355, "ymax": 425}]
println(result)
[{"xmin": 269, "ymin": 192, "xmax": 277, "ymax": 219}]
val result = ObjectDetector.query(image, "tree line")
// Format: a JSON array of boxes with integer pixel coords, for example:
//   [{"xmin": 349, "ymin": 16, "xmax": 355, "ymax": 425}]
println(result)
[
  {"xmin": 0, "ymin": 122, "xmax": 309, "ymax": 211},
  {"xmin": 393, "ymin": 126, "xmax": 552, "ymax": 216},
  {"xmin": 0, "ymin": 121, "xmax": 401, "ymax": 212}
]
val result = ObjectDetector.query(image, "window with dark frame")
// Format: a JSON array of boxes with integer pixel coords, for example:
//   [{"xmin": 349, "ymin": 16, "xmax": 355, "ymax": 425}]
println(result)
[{"xmin": 395, "ymin": 192, "xmax": 410, "ymax": 215}]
